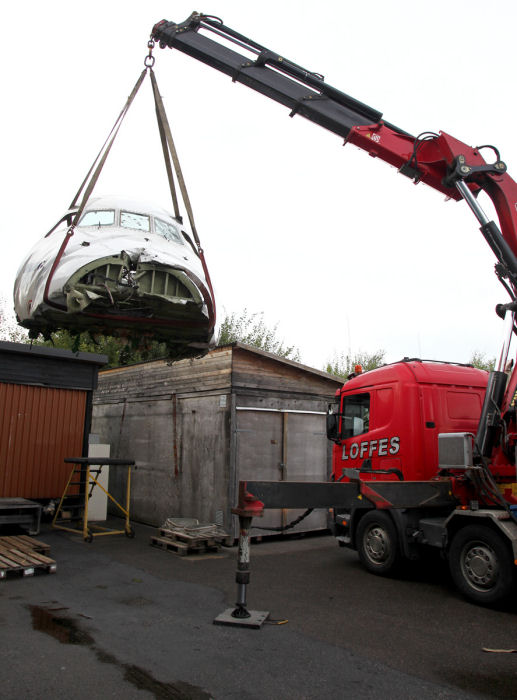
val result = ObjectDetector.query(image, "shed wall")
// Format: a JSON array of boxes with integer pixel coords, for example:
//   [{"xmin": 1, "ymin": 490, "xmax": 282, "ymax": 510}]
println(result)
[
  {"xmin": 94, "ymin": 347, "xmax": 233, "ymax": 401},
  {"xmin": 93, "ymin": 393, "xmax": 231, "ymax": 526},
  {"xmin": 232, "ymin": 347, "xmax": 336, "ymax": 395},
  {"xmin": 92, "ymin": 345, "xmax": 342, "ymax": 531}
]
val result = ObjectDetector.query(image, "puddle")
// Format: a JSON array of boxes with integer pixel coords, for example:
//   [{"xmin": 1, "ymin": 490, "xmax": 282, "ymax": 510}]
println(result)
[
  {"xmin": 28, "ymin": 604, "xmax": 212, "ymax": 699},
  {"xmin": 29, "ymin": 605, "xmax": 94, "ymax": 646},
  {"xmin": 123, "ymin": 665, "xmax": 212, "ymax": 699}
]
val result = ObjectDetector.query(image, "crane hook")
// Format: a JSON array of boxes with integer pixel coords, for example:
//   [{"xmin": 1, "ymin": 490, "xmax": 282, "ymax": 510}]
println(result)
[{"xmin": 145, "ymin": 38, "xmax": 156, "ymax": 68}]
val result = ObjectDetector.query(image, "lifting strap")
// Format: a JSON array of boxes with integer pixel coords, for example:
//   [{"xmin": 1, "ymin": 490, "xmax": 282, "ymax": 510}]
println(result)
[
  {"xmin": 44, "ymin": 67, "xmax": 148, "ymax": 309},
  {"xmin": 69, "ymin": 68, "xmax": 148, "ymax": 226},
  {"xmin": 149, "ymin": 67, "xmax": 216, "ymax": 328},
  {"xmin": 44, "ymin": 56, "xmax": 216, "ymax": 329}
]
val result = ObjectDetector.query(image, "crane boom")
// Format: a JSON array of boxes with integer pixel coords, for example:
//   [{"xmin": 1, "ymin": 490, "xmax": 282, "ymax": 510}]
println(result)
[
  {"xmin": 152, "ymin": 13, "xmax": 517, "ymax": 283},
  {"xmin": 152, "ymin": 14, "xmax": 384, "ymax": 140}
]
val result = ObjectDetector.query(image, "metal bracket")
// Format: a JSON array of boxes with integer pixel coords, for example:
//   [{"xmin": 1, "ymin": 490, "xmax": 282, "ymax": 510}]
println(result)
[{"xmin": 443, "ymin": 154, "xmax": 507, "ymax": 187}]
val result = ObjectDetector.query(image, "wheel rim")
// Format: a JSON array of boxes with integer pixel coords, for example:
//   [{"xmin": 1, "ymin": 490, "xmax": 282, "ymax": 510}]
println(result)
[
  {"xmin": 460, "ymin": 540, "xmax": 499, "ymax": 592},
  {"xmin": 364, "ymin": 524, "xmax": 391, "ymax": 565}
]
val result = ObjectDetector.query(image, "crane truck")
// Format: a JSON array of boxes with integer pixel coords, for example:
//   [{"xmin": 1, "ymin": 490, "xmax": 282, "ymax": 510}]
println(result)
[{"xmin": 151, "ymin": 13, "xmax": 517, "ymax": 610}]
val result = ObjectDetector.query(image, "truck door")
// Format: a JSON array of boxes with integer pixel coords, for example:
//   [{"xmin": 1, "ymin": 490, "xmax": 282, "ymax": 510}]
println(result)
[{"xmin": 337, "ymin": 387, "xmax": 404, "ymax": 479}]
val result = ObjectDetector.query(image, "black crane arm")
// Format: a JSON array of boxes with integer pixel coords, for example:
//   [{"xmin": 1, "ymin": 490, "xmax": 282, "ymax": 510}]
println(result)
[{"xmin": 151, "ymin": 13, "xmax": 406, "ymax": 141}]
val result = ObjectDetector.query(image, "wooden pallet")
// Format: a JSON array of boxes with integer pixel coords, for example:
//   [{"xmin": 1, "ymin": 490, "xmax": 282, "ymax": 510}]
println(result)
[
  {"xmin": 0, "ymin": 536, "xmax": 56, "ymax": 579},
  {"xmin": 0, "ymin": 535, "xmax": 51, "ymax": 554},
  {"xmin": 151, "ymin": 527, "xmax": 226, "ymax": 557}
]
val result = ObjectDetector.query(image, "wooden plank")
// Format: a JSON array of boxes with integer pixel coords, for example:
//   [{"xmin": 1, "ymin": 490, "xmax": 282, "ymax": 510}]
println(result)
[
  {"xmin": 0, "ymin": 547, "xmax": 40, "ymax": 569},
  {"xmin": 19, "ymin": 548, "xmax": 56, "ymax": 567},
  {"xmin": 95, "ymin": 352, "xmax": 233, "ymax": 401},
  {"xmin": 0, "ymin": 552, "xmax": 22, "ymax": 569},
  {"xmin": 0, "ymin": 555, "xmax": 34, "ymax": 576},
  {"xmin": 0, "ymin": 536, "xmax": 27, "ymax": 549},
  {"xmin": 159, "ymin": 528, "xmax": 220, "ymax": 544},
  {"xmin": 0, "ymin": 545, "xmax": 31, "ymax": 566},
  {"xmin": 99, "ymin": 348, "xmax": 233, "ymax": 382},
  {"xmin": 150, "ymin": 536, "xmax": 190, "ymax": 556},
  {"xmin": 0, "ymin": 535, "xmax": 50, "ymax": 554}
]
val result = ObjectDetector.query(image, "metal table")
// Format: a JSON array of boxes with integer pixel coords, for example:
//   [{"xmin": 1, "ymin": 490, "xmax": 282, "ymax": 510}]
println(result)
[
  {"xmin": 52, "ymin": 458, "xmax": 136, "ymax": 542},
  {"xmin": 0, "ymin": 498, "xmax": 42, "ymax": 535}
]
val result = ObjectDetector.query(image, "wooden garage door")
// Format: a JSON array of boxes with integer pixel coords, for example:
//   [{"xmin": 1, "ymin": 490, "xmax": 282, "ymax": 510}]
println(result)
[{"xmin": 235, "ymin": 408, "xmax": 329, "ymax": 534}]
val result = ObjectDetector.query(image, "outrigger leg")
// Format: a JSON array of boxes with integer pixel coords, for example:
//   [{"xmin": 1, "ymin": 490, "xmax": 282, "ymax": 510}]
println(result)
[{"xmin": 213, "ymin": 489, "xmax": 269, "ymax": 629}]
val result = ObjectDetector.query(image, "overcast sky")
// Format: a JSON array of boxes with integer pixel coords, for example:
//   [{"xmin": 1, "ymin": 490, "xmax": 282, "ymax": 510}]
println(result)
[{"xmin": 2, "ymin": 0, "xmax": 517, "ymax": 369}]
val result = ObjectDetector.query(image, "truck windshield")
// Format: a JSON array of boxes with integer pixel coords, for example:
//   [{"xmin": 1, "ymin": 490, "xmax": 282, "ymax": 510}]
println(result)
[{"xmin": 341, "ymin": 393, "xmax": 370, "ymax": 439}]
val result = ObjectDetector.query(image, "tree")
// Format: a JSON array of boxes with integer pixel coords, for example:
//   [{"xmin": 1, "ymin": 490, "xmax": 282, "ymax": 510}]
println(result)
[
  {"xmin": 34, "ymin": 330, "xmax": 168, "ymax": 368},
  {"xmin": 0, "ymin": 295, "xmax": 28, "ymax": 343},
  {"xmin": 218, "ymin": 308, "xmax": 301, "ymax": 361},
  {"xmin": 324, "ymin": 349, "xmax": 386, "ymax": 379},
  {"xmin": 469, "ymin": 351, "xmax": 496, "ymax": 372}
]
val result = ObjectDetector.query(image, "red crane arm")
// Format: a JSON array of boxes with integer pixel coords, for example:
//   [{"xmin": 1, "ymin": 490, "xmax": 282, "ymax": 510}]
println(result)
[{"xmin": 348, "ymin": 124, "xmax": 517, "ymax": 263}]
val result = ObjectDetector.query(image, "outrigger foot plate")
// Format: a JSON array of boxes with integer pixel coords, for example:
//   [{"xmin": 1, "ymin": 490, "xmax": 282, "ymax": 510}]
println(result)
[{"xmin": 213, "ymin": 608, "xmax": 270, "ymax": 629}]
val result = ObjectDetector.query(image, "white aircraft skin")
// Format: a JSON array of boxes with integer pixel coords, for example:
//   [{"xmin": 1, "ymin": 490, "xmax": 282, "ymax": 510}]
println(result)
[{"xmin": 14, "ymin": 196, "xmax": 217, "ymax": 356}]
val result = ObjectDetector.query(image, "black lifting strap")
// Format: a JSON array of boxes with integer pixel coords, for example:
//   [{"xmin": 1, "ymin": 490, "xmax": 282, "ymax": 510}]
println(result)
[
  {"xmin": 149, "ymin": 67, "xmax": 216, "ymax": 324},
  {"xmin": 150, "ymin": 70, "xmax": 181, "ymax": 222},
  {"xmin": 149, "ymin": 69, "xmax": 199, "ymax": 244},
  {"xmin": 68, "ymin": 68, "xmax": 148, "ymax": 228},
  {"xmin": 43, "ymin": 68, "xmax": 149, "ymax": 310},
  {"xmin": 67, "ymin": 65, "xmax": 198, "ymax": 241}
]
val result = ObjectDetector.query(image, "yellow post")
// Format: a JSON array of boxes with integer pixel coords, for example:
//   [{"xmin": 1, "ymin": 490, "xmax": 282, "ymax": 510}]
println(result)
[
  {"xmin": 52, "ymin": 467, "xmax": 75, "ymax": 529},
  {"xmin": 83, "ymin": 464, "xmax": 90, "ymax": 540},
  {"xmin": 125, "ymin": 466, "xmax": 132, "ymax": 533}
]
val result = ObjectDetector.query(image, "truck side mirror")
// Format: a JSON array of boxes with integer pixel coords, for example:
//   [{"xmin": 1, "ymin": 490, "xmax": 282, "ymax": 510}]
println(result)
[{"xmin": 326, "ymin": 412, "xmax": 339, "ymax": 442}]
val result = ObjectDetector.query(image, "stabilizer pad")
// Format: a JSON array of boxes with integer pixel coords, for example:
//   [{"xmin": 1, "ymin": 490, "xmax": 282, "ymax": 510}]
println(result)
[{"xmin": 213, "ymin": 608, "xmax": 270, "ymax": 629}]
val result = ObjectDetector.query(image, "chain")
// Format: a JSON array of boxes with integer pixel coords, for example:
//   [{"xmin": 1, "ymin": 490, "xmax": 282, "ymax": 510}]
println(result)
[
  {"xmin": 144, "ymin": 38, "xmax": 155, "ymax": 68},
  {"xmin": 251, "ymin": 508, "xmax": 314, "ymax": 532}
]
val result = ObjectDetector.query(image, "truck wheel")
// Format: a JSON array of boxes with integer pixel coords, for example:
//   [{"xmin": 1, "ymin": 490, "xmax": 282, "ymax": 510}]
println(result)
[
  {"xmin": 449, "ymin": 525, "xmax": 515, "ymax": 605},
  {"xmin": 356, "ymin": 511, "xmax": 400, "ymax": 575}
]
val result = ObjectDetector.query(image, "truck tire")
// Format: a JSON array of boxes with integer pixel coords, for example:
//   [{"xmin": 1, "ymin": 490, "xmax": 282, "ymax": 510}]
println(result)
[
  {"xmin": 449, "ymin": 525, "xmax": 515, "ymax": 605},
  {"xmin": 356, "ymin": 510, "xmax": 400, "ymax": 575}
]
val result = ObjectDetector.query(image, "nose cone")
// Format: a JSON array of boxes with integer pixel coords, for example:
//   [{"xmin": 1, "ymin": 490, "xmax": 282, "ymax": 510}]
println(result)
[{"xmin": 13, "ymin": 197, "xmax": 216, "ymax": 358}]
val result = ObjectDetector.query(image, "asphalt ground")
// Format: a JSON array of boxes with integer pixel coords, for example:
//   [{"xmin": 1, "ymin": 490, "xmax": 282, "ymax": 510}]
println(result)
[{"xmin": 1, "ymin": 519, "xmax": 517, "ymax": 699}]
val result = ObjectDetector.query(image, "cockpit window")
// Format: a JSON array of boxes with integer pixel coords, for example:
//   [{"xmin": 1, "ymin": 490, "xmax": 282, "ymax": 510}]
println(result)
[
  {"xmin": 79, "ymin": 210, "xmax": 115, "ymax": 227},
  {"xmin": 155, "ymin": 217, "xmax": 183, "ymax": 244},
  {"xmin": 121, "ymin": 211, "xmax": 150, "ymax": 232}
]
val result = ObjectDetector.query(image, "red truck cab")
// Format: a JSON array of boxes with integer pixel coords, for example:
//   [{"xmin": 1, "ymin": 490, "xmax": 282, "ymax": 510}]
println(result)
[{"xmin": 330, "ymin": 359, "xmax": 489, "ymax": 482}]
